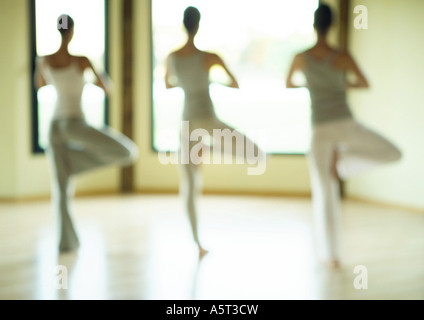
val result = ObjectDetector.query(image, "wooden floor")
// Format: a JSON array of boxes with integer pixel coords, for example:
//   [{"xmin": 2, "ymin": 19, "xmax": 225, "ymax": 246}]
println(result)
[{"xmin": 0, "ymin": 194, "xmax": 423, "ymax": 300}]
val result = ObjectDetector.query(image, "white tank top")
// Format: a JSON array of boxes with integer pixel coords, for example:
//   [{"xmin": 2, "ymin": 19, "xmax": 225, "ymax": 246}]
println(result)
[
  {"xmin": 42, "ymin": 60, "xmax": 85, "ymax": 120},
  {"xmin": 169, "ymin": 51, "xmax": 215, "ymax": 120}
]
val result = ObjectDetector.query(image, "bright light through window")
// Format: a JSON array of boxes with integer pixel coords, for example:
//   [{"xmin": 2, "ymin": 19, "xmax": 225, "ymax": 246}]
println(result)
[
  {"xmin": 34, "ymin": 0, "xmax": 106, "ymax": 151},
  {"xmin": 152, "ymin": 0, "xmax": 318, "ymax": 154}
]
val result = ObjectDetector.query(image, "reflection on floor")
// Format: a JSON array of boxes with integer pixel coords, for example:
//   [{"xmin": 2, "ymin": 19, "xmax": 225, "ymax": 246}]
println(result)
[{"xmin": 0, "ymin": 194, "xmax": 423, "ymax": 300}]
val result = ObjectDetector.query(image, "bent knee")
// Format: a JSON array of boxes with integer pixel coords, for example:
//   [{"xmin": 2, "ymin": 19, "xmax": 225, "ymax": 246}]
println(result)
[
  {"xmin": 118, "ymin": 143, "xmax": 139, "ymax": 166},
  {"xmin": 386, "ymin": 146, "xmax": 402, "ymax": 163},
  {"xmin": 128, "ymin": 144, "xmax": 139, "ymax": 162}
]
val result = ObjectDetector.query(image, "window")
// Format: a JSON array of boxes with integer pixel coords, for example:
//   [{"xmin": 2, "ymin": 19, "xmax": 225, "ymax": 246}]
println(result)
[
  {"xmin": 30, "ymin": 0, "xmax": 108, "ymax": 153},
  {"xmin": 152, "ymin": 0, "xmax": 318, "ymax": 155}
]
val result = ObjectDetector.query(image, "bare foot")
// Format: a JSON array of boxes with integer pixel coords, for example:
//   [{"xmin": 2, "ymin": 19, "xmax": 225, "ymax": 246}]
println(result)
[{"xmin": 198, "ymin": 245, "xmax": 209, "ymax": 259}]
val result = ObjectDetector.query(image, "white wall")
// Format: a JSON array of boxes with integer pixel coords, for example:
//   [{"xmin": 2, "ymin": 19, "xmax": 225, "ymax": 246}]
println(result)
[{"xmin": 347, "ymin": 0, "xmax": 424, "ymax": 210}]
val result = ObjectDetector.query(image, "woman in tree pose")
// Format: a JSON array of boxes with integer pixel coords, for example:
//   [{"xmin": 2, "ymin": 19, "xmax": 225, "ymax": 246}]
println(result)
[
  {"xmin": 165, "ymin": 7, "xmax": 265, "ymax": 257},
  {"xmin": 286, "ymin": 4, "xmax": 401, "ymax": 267},
  {"xmin": 35, "ymin": 14, "xmax": 139, "ymax": 252}
]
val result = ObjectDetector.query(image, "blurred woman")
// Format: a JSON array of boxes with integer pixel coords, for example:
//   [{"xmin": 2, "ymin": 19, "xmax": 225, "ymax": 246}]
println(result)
[
  {"xmin": 35, "ymin": 14, "xmax": 138, "ymax": 253},
  {"xmin": 165, "ymin": 7, "xmax": 265, "ymax": 257},
  {"xmin": 286, "ymin": 4, "xmax": 401, "ymax": 267}
]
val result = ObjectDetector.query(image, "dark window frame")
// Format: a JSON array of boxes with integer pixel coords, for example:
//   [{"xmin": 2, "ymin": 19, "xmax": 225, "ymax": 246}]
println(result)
[{"xmin": 29, "ymin": 0, "xmax": 110, "ymax": 154}]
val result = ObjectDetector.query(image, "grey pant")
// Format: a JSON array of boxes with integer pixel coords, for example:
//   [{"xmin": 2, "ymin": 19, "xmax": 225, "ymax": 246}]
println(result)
[{"xmin": 47, "ymin": 119, "xmax": 139, "ymax": 252}]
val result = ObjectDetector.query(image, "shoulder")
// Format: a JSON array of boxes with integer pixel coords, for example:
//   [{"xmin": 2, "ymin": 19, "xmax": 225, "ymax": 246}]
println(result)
[
  {"xmin": 166, "ymin": 52, "xmax": 180, "ymax": 69},
  {"xmin": 167, "ymin": 51, "xmax": 178, "ymax": 61},
  {"xmin": 204, "ymin": 51, "xmax": 220, "ymax": 59},
  {"xmin": 167, "ymin": 50, "xmax": 186, "ymax": 63},
  {"xmin": 204, "ymin": 51, "xmax": 223, "ymax": 64},
  {"xmin": 300, "ymin": 47, "xmax": 314, "ymax": 57},
  {"xmin": 39, "ymin": 54, "xmax": 51, "ymax": 61},
  {"xmin": 74, "ymin": 56, "xmax": 92, "ymax": 69},
  {"xmin": 169, "ymin": 47, "xmax": 188, "ymax": 58},
  {"xmin": 333, "ymin": 49, "xmax": 356, "ymax": 68},
  {"xmin": 333, "ymin": 49, "xmax": 354, "ymax": 61},
  {"xmin": 290, "ymin": 51, "xmax": 307, "ymax": 69},
  {"xmin": 168, "ymin": 50, "xmax": 178, "ymax": 57},
  {"xmin": 296, "ymin": 51, "xmax": 307, "ymax": 61},
  {"xmin": 36, "ymin": 55, "xmax": 55, "ymax": 73},
  {"xmin": 38, "ymin": 54, "xmax": 52, "ymax": 66},
  {"xmin": 333, "ymin": 49, "xmax": 353, "ymax": 62},
  {"xmin": 301, "ymin": 48, "xmax": 312, "ymax": 56}
]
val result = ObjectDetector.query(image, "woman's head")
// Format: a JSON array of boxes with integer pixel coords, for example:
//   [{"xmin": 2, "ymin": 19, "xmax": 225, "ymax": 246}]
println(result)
[
  {"xmin": 183, "ymin": 6, "xmax": 201, "ymax": 35},
  {"xmin": 57, "ymin": 14, "xmax": 74, "ymax": 38},
  {"xmin": 314, "ymin": 4, "xmax": 333, "ymax": 35}
]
